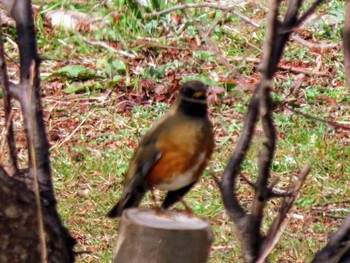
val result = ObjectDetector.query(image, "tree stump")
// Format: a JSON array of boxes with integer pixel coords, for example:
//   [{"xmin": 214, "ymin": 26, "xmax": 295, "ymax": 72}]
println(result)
[{"xmin": 112, "ymin": 208, "xmax": 213, "ymax": 263}]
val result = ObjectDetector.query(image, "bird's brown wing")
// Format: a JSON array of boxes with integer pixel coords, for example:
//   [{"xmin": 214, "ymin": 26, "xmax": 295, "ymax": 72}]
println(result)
[
  {"xmin": 106, "ymin": 149, "xmax": 161, "ymax": 218},
  {"xmin": 107, "ymin": 113, "xmax": 175, "ymax": 218}
]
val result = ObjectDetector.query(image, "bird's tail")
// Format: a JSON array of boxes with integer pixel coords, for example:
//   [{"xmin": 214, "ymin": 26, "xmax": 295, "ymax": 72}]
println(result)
[
  {"xmin": 106, "ymin": 187, "xmax": 147, "ymax": 218},
  {"xmin": 106, "ymin": 201, "xmax": 124, "ymax": 218}
]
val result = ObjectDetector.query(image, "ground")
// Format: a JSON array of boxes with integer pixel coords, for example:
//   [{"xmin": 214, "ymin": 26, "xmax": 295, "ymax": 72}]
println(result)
[{"xmin": 0, "ymin": 1, "xmax": 349, "ymax": 262}]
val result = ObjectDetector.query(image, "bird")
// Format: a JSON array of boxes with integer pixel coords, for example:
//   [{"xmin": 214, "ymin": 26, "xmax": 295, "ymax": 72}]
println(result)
[{"xmin": 106, "ymin": 80, "xmax": 214, "ymax": 218}]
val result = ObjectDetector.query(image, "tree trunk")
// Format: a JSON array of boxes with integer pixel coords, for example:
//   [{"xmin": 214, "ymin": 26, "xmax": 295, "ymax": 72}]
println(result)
[{"xmin": 0, "ymin": 167, "xmax": 75, "ymax": 262}]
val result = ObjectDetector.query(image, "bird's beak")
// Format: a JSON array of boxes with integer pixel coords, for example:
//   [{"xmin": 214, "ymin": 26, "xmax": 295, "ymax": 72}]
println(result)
[{"xmin": 193, "ymin": 90, "xmax": 204, "ymax": 98}]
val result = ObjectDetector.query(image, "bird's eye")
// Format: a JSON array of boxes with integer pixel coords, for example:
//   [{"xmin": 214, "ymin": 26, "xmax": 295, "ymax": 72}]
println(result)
[{"xmin": 182, "ymin": 87, "xmax": 193, "ymax": 97}]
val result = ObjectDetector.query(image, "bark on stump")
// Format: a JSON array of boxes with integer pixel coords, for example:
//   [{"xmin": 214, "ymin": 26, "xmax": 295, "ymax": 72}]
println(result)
[
  {"xmin": 0, "ymin": 168, "xmax": 75, "ymax": 262},
  {"xmin": 112, "ymin": 208, "xmax": 212, "ymax": 263}
]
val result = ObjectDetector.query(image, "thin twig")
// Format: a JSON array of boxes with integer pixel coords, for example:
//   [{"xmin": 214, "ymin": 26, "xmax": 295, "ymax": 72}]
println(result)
[
  {"xmin": 28, "ymin": 60, "xmax": 47, "ymax": 263},
  {"xmin": 209, "ymin": 171, "xmax": 221, "ymax": 189},
  {"xmin": 0, "ymin": 110, "xmax": 13, "ymax": 163},
  {"xmin": 188, "ymin": 8, "xmax": 238, "ymax": 77},
  {"xmin": 284, "ymin": 105, "xmax": 350, "ymax": 131},
  {"xmin": 203, "ymin": 10, "xmax": 228, "ymax": 38},
  {"xmin": 145, "ymin": 3, "xmax": 260, "ymax": 27},
  {"xmin": 240, "ymin": 174, "xmax": 255, "ymax": 189},
  {"xmin": 0, "ymin": 24, "xmax": 18, "ymax": 174},
  {"xmin": 79, "ymin": 35, "xmax": 137, "ymax": 59},
  {"xmin": 291, "ymin": 34, "xmax": 339, "ymax": 49},
  {"xmin": 51, "ymin": 113, "xmax": 91, "ymax": 149},
  {"xmin": 313, "ymin": 199, "xmax": 350, "ymax": 208},
  {"xmin": 296, "ymin": 0, "xmax": 324, "ymax": 28},
  {"xmin": 257, "ymin": 165, "xmax": 311, "ymax": 263},
  {"xmin": 228, "ymin": 56, "xmax": 328, "ymax": 76}
]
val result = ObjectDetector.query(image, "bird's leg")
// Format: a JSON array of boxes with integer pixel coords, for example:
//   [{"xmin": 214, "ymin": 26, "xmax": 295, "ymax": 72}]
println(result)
[
  {"xmin": 150, "ymin": 189, "xmax": 158, "ymax": 207},
  {"xmin": 150, "ymin": 189, "xmax": 165, "ymax": 214},
  {"xmin": 180, "ymin": 199, "xmax": 194, "ymax": 214},
  {"xmin": 150, "ymin": 189, "xmax": 155, "ymax": 203}
]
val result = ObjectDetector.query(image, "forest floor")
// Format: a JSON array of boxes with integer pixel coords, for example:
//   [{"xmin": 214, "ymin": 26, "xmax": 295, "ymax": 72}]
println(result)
[{"xmin": 1, "ymin": 1, "xmax": 350, "ymax": 262}]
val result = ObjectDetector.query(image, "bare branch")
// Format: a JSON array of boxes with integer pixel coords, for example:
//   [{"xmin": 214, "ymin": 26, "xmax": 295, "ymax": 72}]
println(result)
[
  {"xmin": 296, "ymin": 0, "xmax": 324, "ymax": 28},
  {"xmin": 0, "ymin": 23, "xmax": 18, "ymax": 174},
  {"xmin": 258, "ymin": 0, "xmax": 280, "ymax": 76},
  {"xmin": 312, "ymin": 211, "xmax": 350, "ymax": 263},
  {"xmin": 220, "ymin": 89, "xmax": 259, "ymax": 225},
  {"xmin": 251, "ymin": 0, "xmax": 279, "ymax": 224},
  {"xmin": 267, "ymin": 0, "xmax": 302, "ymax": 78},
  {"xmin": 239, "ymin": 2, "xmax": 279, "ymax": 261},
  {"xmin": 251, "ymin": 81, "xmax": 276, "ymax": 218},
  {"xmin": 220, "ymin": 0, "xmax": 322, "ymax": 261},
  {"xmin": 257, "ymin": 165, "xmax": 311, "ymax": 263},
  {"xmin": 0, "ymin": 1, "xmax": 76, "ymax": 260},
  {"xmin": 5, "ymin": 0, "xmax": 55, "ymax": 204},
  {"xmin": 240, "ymin": 174, "xmax": 256, "ymax": 189}
]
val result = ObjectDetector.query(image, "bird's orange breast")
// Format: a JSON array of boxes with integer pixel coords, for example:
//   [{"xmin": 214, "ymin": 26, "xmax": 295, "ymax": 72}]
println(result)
[{"xmin": 145, "ymin": 117, "xmax": 213, "ymax": 191}]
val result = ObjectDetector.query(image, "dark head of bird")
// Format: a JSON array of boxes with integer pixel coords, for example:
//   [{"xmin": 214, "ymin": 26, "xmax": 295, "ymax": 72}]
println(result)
[{"xmin": 177, "ymin": 80, "xmax": 208, "ymax": 118}]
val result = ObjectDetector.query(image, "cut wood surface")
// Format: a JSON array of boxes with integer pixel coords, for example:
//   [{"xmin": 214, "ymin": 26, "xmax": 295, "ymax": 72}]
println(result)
[{"xmin": 113, "ymin": 208, "xmax": 212, "ymax": 263}]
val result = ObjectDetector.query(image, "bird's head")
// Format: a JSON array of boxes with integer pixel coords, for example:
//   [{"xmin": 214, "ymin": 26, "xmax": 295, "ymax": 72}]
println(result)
[
  {"xmin": 177, "ymin": 80, "xmax": 209, "ymax": 117},
  {"xmin": 179, "ymin": 80, "xmax": 208, "ymax": 104}
]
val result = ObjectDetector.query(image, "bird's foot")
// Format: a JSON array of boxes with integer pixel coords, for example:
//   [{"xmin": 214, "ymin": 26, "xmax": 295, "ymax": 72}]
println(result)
[
  {"xmin": 180, "ymin": 200, "xmax": 195, "ymax": 215},
  {"xmin": 154, "ymin": 206, "xmax": 175, "ymax": 218}
]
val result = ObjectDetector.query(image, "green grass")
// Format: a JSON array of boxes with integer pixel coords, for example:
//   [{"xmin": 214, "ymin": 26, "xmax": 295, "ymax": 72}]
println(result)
[{"xmin": 2, "ymin": 0, "xmax": 344, "ymax": 262}]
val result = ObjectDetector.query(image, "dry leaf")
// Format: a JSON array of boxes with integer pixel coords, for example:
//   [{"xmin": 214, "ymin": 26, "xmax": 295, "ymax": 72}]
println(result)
[{"xmin": 45, "ymin": 9, "xmax": 101, "ymax": 32}]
